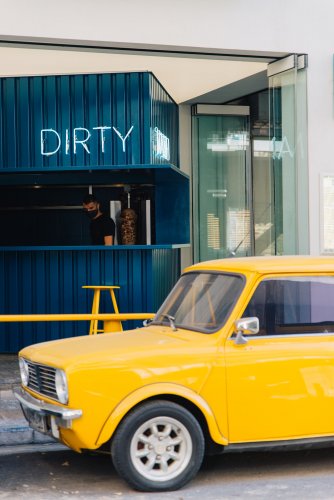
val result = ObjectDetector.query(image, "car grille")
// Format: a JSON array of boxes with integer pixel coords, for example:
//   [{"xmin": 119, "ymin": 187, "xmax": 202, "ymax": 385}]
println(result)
[{"xmin": 26, "ymin": 361, "xmax": 58, "ymax": 401}]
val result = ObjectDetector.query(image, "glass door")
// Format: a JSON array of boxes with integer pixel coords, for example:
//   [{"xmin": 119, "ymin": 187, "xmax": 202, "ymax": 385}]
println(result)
[
  {"xmin": 268, "ymin": 54, "xmax": 309, "ymax": 255},
  {"xmin": 192, "ymin": 106, "xmax": 251, "ymax": 262}
]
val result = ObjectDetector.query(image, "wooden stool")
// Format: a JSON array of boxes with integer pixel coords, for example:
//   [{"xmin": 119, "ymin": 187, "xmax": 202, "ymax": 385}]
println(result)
[{"xmin": 82, "ymin": 285, "xmax": 122, "ymax": 334}]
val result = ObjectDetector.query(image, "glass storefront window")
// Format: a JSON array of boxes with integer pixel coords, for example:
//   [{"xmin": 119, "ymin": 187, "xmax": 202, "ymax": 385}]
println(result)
[
  {"xmin": 268, "ymin": 58, "xmax": 309, "ymax": 255},
  {"xmin": 192, "ymin": 57, "xmax": 308, "ymax": 263},
  {"xmin": 193, "ymin": 112, "xmax": 252, "ymax": 262},
  {"xmin": 269, "ymin": 69, "xmax": 296, "ymax": 254},
  {"xmin": 252, "ymin": 91, "xmax": 279, "ymax": 256}
]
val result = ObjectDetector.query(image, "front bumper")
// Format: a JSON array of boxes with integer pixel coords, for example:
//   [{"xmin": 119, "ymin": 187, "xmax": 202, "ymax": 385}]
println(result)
[{"xmin": 14, "ymin": 387, "xmax": 82, "ymax": 438}]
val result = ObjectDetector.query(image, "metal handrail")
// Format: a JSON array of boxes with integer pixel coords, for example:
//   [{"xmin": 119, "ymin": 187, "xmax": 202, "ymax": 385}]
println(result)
[
  {"xmin": 0, "ymin": 313, "xmax": 154, "ymax": 322},
  {"xmin": 0, "ymin": 313, "xmax": 155, "ymax": 334}
]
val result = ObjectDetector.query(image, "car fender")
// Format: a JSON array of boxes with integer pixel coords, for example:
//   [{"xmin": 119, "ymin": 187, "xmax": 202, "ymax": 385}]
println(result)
[{"xmin": 96, "ymin": 382, "xmax": 228, "ymax": 447}]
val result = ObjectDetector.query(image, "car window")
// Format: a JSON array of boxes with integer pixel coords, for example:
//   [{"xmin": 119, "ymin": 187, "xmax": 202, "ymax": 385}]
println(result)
[
  {"xmin": 243, "ymin": 276, "xmax": 334, "ymax": 336},
  {"xmin": 153, "ymin": 271, "xmax": 245, "ymax": 333}
]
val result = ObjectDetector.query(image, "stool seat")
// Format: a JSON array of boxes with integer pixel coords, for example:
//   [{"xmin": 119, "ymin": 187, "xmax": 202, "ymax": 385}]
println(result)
[
  {"xmin": 83, "ymin": 286, "xmax": 121, "ymax": 290},
  {"xmin": 83, "ymin": 285, "xmax": 122, "ymax": 335}
]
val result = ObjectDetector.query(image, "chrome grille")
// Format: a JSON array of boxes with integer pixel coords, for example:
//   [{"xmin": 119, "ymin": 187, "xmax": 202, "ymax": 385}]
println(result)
[{"xmin": 26, "ymin": 361, "xmax": 58, "ymax": 401}]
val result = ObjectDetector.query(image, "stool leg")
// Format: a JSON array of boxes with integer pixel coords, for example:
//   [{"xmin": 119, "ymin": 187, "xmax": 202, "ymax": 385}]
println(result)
[
  {"xmin": 90, "ymin": 290, "xmax": 101, "ymax": 335},
  {"xmin": 109, "ymin": 289, "xmax": 123, "ymax": 332},
  {"xmin": 110, "ymin": 290, "xmax": 120, "ymax": 313}
]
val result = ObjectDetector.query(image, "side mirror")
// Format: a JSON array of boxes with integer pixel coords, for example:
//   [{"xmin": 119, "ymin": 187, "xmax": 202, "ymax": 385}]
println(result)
[{"xmin": 234, "ymin": 317, "xmax": 259, "ymax": 345}]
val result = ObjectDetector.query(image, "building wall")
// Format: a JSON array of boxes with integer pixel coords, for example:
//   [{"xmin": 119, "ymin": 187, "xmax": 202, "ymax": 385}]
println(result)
[{"xmin": 0, "ymin": 0, "xmax": 333, "ymax": 254}]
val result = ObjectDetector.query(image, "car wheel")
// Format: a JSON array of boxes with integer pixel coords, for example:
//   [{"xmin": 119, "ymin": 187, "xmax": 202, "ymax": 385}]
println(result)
[{"xmin": 111, "ymin": 400, "xmax": 205, "ymax": 492}]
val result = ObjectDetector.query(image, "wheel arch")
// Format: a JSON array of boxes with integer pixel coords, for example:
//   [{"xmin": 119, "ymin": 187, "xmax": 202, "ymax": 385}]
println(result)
[{"xmin": 96, "ymin": 383, "xmax": 227, "ymax": 450}]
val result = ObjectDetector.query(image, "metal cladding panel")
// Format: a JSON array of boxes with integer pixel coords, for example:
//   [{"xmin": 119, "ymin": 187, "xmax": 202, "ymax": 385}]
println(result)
[
  {"xmin": 152, "ymin": 249, "xmax": 180, "ymax": 310},
  {"xmin": 150, "ymin": 75, "xmax": 179, "ymax": 167},
  {"xmin": 155, "ymin": 168, "xmax": 190, "ymax": 244},
  {"xmin": 0, "ymin": 247, "xmax": 180, "ymax": 353},
  {"xmin": 0, "ymin": 72, "xmax": 178, "ymax": 170}
]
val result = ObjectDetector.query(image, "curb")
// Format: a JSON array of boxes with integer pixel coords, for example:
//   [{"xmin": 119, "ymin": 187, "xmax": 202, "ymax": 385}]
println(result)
[
  {"xmin": 0, "ymin": 421, "xmax": 56, "ymax": 447},
  {"xmin": 0, "ymin": 356, "xmax": 60, "ymax": 451},
  {"xmin": 0, "ymin": 386, "xmax": 55, "ymax": 448}
]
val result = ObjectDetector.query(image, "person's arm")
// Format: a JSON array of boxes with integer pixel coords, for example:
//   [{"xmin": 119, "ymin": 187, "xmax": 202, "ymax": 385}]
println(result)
[
  {"xmin": 103, "ymin": 217, "xmax": 115, "ymax": 246},
  {"xmin": 104, "ymin": 235, "xmax": 113, "ymax": 246}
]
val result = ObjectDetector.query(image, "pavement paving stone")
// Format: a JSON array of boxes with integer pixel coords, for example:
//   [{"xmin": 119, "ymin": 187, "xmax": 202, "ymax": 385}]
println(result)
[{"xmin": 0, "ymin": 354, "xmax": 20, "ymax": 390}]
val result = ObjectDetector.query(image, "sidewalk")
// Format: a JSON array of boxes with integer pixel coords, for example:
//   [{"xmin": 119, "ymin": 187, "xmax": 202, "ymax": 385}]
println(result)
[{"xmin": 0, "ymin": 354, "xmax": 59, "ymax": 449}]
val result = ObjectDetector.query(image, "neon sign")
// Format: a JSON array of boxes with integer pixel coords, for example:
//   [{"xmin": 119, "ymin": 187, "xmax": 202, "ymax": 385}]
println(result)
[
  {"xmin": 152, "ymin": 127, "xmax": 170, "ymax": 161},
  {"xmin": 40, "ymin": 126, "xmax": 134, "ymax": 156}
]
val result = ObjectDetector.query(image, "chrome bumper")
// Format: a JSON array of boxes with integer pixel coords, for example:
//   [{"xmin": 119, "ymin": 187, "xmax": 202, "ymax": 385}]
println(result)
[{"xmin": 14, "ymin": 386, "xmax": 82, "ymax": 429}]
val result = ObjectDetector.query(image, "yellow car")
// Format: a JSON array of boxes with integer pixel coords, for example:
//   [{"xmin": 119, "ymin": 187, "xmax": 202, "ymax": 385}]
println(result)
[{"xmin": 14, "ymin": 256, "xmax": 334, "ymax": 491}]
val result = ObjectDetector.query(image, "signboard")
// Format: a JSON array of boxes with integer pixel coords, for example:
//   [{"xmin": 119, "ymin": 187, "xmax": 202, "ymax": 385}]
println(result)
[{"xmin": 0, "ymin": 72, "xmax": 178, "ymax": 170}]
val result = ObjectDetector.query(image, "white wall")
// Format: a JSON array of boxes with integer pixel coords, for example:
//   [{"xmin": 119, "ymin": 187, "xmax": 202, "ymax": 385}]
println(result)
[
  {"xmin": 0, "ymin": 0, "xmax": 330, "ymax": 54},
  {"xmin": 1, "ymin": 0, "xmax": 334, "ymax": 254}
]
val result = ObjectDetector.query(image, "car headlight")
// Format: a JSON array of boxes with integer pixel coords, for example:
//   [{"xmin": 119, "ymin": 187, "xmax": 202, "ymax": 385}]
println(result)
[
  {"xmin": 55, "ymin": 369, "xmax": 68, "ymax": 404},
  {"xmin": 19, "ymin": 357, "xmax": 29, "ymax": 387}
]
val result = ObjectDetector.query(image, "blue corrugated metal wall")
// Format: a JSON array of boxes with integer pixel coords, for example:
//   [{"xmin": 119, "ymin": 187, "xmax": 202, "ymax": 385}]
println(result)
[
  {"xmin": 150, "ymin": 75, "xmax": 179, "ymax": 167},
  {"xmin": 152, "ymin": 248, "xmax": 181, "ymax": 308},
  {"xmin": 0, "ymin": 71, "xmax": 184, "ymax": 353},
  {"xmin": 0, "ymin": 247, "xmax": 180, "ymax": 353},
  {"xmin": 0, "ymin": 72, "xmax": 178, "ymax": 170},
  {"xmin": 155, "ymin": 168, "xmax": 190, "ymax": 244}
]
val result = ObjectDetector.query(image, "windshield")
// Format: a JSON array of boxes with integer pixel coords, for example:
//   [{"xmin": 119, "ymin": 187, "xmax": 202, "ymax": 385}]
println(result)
[{"xmin": 152, "ymin": 271, "xmax": 244, "ymax": 333}]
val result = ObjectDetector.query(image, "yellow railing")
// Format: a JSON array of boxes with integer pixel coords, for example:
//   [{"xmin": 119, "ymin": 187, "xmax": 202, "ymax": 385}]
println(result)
[{"xmin": 0, "ymin": 313, "xmax": 155, "ymax": 334}]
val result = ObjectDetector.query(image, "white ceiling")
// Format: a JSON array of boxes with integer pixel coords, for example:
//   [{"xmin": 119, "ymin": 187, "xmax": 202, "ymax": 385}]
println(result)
[{"xmin": 0, "ymin": 46, "xmax": 268, "ymax": 103}]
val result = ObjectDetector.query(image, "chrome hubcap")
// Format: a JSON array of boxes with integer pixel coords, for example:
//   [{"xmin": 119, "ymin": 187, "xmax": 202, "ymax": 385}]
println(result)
[{"xmin": 130, "ymin": 415, "xmax": 192, "ymax": 482}]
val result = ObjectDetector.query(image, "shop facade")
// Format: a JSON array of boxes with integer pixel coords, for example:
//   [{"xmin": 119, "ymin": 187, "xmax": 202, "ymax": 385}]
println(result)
[{"xmin": 0, "ymin": 71, "xmax": 189, "ymax": 351}]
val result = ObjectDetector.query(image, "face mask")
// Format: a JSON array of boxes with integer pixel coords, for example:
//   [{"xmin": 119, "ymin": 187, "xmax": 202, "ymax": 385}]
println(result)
[{"xmin": 85, "ymin": 209, "xmax": 98, "ymax": 219}]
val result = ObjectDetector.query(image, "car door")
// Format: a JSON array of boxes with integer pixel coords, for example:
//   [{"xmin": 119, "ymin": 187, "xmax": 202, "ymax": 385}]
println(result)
[{"xmin": 224, "ymin": 274, "xmax": 334, "ymax": 443}]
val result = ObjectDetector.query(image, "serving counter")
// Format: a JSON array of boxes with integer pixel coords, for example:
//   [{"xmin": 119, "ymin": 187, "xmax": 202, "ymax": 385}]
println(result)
[{"xmin": 0, "ymin": 245, "xmax": 185, "ymax": 352}]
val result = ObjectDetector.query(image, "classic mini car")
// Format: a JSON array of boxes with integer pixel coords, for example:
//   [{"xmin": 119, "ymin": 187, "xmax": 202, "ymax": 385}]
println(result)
[{"xmin": 14, "ymin": 256, "xmax": 334, "ymax": 491}]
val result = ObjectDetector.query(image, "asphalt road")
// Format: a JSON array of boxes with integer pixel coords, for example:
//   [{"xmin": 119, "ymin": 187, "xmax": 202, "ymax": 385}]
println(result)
[{"xmin": 1, "ymin": 445, "xmax": 334, "ymax": 499}]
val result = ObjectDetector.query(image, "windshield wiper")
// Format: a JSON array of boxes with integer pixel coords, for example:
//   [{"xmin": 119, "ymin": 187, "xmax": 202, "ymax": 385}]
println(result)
[{"xmin": 161, "ymin": 314, "xmax": 177, "ymax": 331}]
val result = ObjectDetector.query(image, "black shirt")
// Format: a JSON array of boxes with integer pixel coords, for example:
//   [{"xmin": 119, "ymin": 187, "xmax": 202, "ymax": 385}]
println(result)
[{"xmin": 90, "ymin": 213, "xmax": 115, "ymax": 245}]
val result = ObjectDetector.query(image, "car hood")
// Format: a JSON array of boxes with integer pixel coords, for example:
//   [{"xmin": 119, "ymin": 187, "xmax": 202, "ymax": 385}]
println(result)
[{"xmin": 19, "ymin": 325, "xmax": 213, "ymax": 369}]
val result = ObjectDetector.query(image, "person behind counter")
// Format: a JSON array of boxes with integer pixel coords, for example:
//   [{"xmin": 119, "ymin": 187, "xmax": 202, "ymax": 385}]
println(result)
[{"xmin": 83, "ymin": 194, "xmax": 115, "ymax": 245}]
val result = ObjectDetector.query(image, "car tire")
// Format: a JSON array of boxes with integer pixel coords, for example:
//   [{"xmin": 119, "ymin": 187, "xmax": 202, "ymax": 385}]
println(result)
[{"xmin": 111, "ymin": 400, "xmax": 205, "ymax": 492}]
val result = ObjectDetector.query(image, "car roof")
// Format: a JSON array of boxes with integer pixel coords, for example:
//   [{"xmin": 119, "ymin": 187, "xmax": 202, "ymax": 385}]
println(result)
[{"xmin": 185, "ymin": 256, "xmax": 334, "ymax": 275}]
